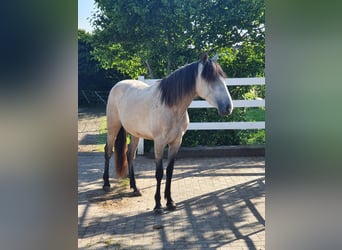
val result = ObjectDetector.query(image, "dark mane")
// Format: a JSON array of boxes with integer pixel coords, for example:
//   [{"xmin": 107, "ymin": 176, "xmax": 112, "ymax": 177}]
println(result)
[
  {"xmin": 158, "ymin": 62, "xmax": 199, "ymax": 107},
  {"xmin": 158, "ymin": 58, "xmax": 227, "ymax": 107},
  {"xmin": 201, "ymin": 59, "xmax": 227, "ymax": 82}
]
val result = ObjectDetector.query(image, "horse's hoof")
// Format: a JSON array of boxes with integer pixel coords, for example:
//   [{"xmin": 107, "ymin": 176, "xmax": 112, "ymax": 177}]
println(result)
[
  {"xmin": 153, "ymin": 207, "xmax": 163, "ymax": 214},
  {"xmin": 152, "ymin": 224, "xmax": 163, "ymax": 230},
  {"xmin": 166, "ymin": 202, "xmax": 177, "ymax": 211},
  {"xmin": 133, "ymin": 190, "xmax": 142, "ymax": 196},
  {"xmin": 103, "ymin": 186, "xmax": 111, "ymax": 192}
]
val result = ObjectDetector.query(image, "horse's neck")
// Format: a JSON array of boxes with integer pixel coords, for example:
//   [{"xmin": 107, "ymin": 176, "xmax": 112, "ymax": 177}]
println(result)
[{"xmin": 171, "ymin": 91, "xmax": 194, "ymax": 118}]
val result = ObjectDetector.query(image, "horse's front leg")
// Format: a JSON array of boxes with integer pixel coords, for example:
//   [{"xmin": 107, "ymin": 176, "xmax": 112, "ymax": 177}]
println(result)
[
  {"xmin": 164, "ymin": 140, "xmax": 181, "ymax": 210},
  {"xmin": 154, "ymin": 158, "xmax": 163, "ymax": 213},
  {"xmin": 153, "ymin": 140, "xmax": 166, "ymax": 213},
  {"xmin": 165, "ymin": 157, "xmax": 176, "ymax": 210}
]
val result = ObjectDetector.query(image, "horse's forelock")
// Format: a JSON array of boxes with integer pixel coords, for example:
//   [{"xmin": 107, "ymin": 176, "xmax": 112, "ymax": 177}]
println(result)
[{"xmin": 201, "ymin": 60, "xmax": 226, "ymax": 82}]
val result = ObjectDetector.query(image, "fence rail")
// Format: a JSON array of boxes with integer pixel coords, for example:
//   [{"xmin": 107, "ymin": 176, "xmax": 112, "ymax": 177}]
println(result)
[
  {"xmin": 79, "ymin": 90, "xmax": 109, "ymax": 105},
  {"xmin": 136, "ymin": 76, "xmax": 265, "ymax": 155}
]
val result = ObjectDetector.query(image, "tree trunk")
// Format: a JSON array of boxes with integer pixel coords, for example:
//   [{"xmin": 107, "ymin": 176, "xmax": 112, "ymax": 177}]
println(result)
[
  {"xmin": 144, "ymin": 59, "xmax": 154, "ymax": 78},
  {"xmin": 166, "ymin": 32, "xmax": 172, "ymax": 74}
]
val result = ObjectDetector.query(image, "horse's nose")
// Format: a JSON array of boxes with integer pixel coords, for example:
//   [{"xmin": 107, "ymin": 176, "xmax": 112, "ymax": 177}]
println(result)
[
  {"xmin": 218, "ymin": 102, "xmax": 233, "ymax": 116},
  {"xmin": 226, "ymin": 104, "xmax": 233, "ymax": 115}
]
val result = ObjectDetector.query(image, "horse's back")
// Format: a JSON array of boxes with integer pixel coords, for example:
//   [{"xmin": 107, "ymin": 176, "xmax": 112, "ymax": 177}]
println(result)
[
  {"xmin": 109, "ymin": 80, "xmax": 149, "ymax": 97},
  {"xmin": 116, "ymin": 79, "xmax": 149, "ymax": 89},
  {"xmin": 107, "ymin": 80, "xmax": 150, "ymax": 108}
]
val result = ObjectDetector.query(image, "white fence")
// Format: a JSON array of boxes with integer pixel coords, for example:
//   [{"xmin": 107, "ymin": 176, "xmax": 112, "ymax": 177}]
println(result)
[{"xmin": 136, "ymin": 76, "xmax": 265, "ymax": 155}]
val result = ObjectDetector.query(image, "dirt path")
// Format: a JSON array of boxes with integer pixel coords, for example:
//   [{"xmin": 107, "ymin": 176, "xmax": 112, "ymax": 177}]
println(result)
[{"xmin": 78, "ymin": 107, "xmax": 106, "ymax": 152}]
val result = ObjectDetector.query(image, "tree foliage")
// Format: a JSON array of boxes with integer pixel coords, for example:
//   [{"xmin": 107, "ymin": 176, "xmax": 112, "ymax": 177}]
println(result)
[
  {"xmin": 78, "ymin": 29, "xmax": 127, "ymax": 90},
  {"xmin": 91, "ymin": 0, "xmax": 265, "ymax": 78},
  {"xmin": 78, "ymin": 29, "xmax": 99, "ymax": 77}
]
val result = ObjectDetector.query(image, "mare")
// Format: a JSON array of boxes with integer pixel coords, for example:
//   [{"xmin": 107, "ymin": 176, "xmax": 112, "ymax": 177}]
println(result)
[{"xmin": 103, "ymin": 53, "xmax": 233, "ymax": 213}]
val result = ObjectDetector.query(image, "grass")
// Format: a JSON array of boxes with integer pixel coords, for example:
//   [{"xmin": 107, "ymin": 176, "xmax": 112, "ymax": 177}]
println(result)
[
  {"xmin": 242, "ymin": 107, "xmax": 265, "ymax": 144},
  {"xmin": 245, "ymin": 107, "xmax": 265, "ymax": 121},
  {"xmin": 96, "ymin": 116, "xmax": 107, "ymax": 152},
  {"xmin": 119, "ymin": 177, "xmax": 130, "ymax": 188},
  {"xmin": 93, "ymin": 237, "xmax": 122, "ymax": 249}
]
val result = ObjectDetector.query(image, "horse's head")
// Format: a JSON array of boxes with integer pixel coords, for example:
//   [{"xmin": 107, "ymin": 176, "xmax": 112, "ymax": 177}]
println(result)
[{"xmin": 197, "ymin": 53, "xmax": 233, "ymax": 116}]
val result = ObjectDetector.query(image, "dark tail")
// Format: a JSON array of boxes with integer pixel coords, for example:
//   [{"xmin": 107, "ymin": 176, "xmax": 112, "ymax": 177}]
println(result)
[{"xmin": 114, "ymin": 127, "xmax": 128, "ymax": 178}]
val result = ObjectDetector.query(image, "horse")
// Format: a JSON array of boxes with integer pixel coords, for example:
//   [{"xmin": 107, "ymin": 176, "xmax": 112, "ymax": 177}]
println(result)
[{"xmin": 103, "ymin": 53, "xmax": 233, "ymax": 213}]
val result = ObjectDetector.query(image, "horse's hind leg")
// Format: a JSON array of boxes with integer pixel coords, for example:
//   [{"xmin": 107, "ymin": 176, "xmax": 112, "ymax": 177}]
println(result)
[
  {"xmin": 103, "ymin": 119, "xmax": 121, "ymax": 192},
  {"xmin": 127, "ymin": 135, "xmax": 142, "ymax": 196},
  {"xmin": 103, "ymin": 142, "xmax": 112, "ymax": 192}
]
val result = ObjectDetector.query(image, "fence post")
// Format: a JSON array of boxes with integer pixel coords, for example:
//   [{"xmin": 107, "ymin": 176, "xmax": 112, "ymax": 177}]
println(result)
[{"xmin": 137, "ymin": 76, "xmax": 145, "ymax": 155}]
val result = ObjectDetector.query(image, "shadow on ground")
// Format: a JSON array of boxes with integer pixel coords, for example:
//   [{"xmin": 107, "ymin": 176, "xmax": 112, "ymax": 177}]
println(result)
[
  {"xmin": 78, "ymin": 107, "xmax": 106, "ymax": 122},
  {"xmin": 79, "ymin": 134, "xmax": 106, "ymax": 145},
  {"xmin": 78, "ymin": 175, "xmax": 265, "ymax": 249}
]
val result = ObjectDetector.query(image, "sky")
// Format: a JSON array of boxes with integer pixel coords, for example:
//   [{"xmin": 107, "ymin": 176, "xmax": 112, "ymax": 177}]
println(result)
[{"xmin": 78, "ymin": 0, "xmax": 96, "ymax": 33}]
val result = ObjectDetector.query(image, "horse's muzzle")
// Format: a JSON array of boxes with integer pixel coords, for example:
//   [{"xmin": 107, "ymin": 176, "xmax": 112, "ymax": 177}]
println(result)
[{"xmin": 218, "ymin": 103, "xmax": 233, "ymax": 116}]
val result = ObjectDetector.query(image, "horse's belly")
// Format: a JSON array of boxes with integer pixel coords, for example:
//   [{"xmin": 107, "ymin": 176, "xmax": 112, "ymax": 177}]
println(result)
[
  {"xmin": 120, "ymin": 111, "xmax": 154, "ymax": 140},
  {"xmin": 128, "ymin": 129, "xmax": 153, "ymax": 140}
]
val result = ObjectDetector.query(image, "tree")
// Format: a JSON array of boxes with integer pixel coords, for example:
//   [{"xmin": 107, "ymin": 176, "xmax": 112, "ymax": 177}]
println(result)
[
  {"xmin": 189, "ymin": 0, "xmax": 265, "ymax": 50},
  {"xmin": 91, "ymin": 0, "xmax": 264, "ymax": 78},
  {"xmin": 92, "ymin": 0, "xmax": 197, "ymax": 77},
  {"xmin": 78, "ymin": 29, "xmax": 99, "ymax": 78},
  {"xmin": 78, "ymin": 29, "xmax": 126, "ymax": 91}
]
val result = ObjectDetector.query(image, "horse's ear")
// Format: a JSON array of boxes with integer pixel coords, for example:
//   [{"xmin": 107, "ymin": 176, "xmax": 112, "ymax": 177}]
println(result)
[
  {"xmin": 200, "ymin": 53, "xmax": 208, "ymax": 64},
  {"xmin": 212, "ymin": 54, "xmax": 219, "ymax": 62}
]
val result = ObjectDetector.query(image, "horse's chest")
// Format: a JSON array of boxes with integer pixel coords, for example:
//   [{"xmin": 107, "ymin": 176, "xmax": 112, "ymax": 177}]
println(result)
[{"xmin": 158, "ymin": 113, "xmax": 189, "ymax": 138}]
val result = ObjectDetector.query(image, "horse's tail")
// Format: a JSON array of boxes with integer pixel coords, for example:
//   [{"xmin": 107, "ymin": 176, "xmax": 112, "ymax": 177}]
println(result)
[{"xmin": 114, "ymin": 127, "xmax": 128, "ymax": 178}]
